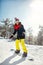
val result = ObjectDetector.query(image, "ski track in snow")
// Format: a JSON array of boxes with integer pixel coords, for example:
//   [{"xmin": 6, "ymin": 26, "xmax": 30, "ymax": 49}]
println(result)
[{"xmin": 0, "ymin": 37, "xmax": 43, "ymax": 65}]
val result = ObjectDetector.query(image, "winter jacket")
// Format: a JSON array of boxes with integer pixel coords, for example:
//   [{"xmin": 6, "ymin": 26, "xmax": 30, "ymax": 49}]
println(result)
[{"xmin": 13, "ymin": 22, "xmax": 25, "ymax": 39}]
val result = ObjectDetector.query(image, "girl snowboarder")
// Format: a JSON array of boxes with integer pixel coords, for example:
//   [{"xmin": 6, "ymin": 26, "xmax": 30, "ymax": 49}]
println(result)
[{"xmin": 10, "ymin": 17, "xmax": 28, "ymax": 57}]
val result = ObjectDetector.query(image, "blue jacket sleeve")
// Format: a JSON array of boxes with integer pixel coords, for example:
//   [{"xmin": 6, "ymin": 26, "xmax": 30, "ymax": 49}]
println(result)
[{"xmin": 22, "ymin": 25, "xmax": 25, "ymax": 32}]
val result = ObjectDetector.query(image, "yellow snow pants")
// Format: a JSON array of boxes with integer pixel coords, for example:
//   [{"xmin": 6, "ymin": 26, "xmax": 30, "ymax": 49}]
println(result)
[{"xmin": 15, "ymin": 39, "xmax": 28, "ymax": 53}]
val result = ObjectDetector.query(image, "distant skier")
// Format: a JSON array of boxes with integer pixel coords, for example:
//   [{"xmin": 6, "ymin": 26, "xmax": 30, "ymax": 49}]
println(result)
[{"xmin": 10, "ymin": 17, "xmax": 28, "ymax": 57}]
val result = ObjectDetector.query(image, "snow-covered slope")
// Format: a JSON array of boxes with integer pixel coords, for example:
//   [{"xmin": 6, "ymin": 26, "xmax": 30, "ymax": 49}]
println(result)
[{"xmin": 0, "ymin": 37, "xmax": 43, "ymax": 65}]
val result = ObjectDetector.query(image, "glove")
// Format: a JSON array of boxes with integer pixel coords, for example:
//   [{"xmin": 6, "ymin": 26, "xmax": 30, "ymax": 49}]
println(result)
[
  {"xmin": 9, "ymin": 35, "xmax": 13, "ymax": 39},
  {"xmin": 22, "ymin": 32, "xmax": 25, "ymax": 35},
  {"xmin": 22, "ymin": 32, "xmax": 25, "ymax": 38},
  {"xmin": 23, "ymin": 32, "xmax": 25, "ymax": 34}
]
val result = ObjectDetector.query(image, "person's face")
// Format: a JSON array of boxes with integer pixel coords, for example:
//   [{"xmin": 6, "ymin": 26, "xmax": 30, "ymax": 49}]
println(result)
[{"xmin": 16, "ymin": 21, "xmax": 19, "ymax": 25}]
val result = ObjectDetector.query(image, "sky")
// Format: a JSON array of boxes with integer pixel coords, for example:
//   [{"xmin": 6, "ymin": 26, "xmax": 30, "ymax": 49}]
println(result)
[{"xmin": 0, "ymin": 0, "xmax": 43, "ymax": 36}]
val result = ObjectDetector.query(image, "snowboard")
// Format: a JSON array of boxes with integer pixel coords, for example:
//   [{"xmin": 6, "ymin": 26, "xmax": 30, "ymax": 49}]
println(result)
[{"xmin": 10, "ymin": 49, "xmax": 34, "ymax": 61}]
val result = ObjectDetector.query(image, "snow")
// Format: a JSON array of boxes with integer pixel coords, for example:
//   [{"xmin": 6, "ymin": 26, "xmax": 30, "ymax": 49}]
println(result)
[
  {"xmin": 0, "ymin": 37, "xmax": 43, "ymax": 65},
  {"xmin": 0, "ymin": 22, "xmax": 5, "ymax": 26}
]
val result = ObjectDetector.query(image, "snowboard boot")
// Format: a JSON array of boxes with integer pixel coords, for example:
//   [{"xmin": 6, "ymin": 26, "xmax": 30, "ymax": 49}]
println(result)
[
  {"xmin": 23, "ymin": 52, "xmax": 27, "ymax": 57},
  {"xmin": 15, "ymin": 50, "xmax": 20, "ymax": 54}
]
